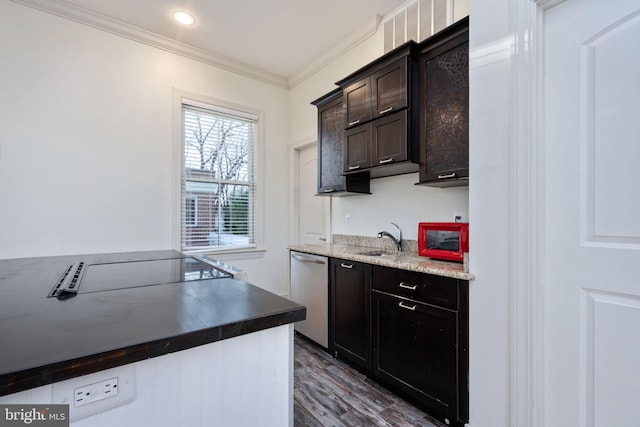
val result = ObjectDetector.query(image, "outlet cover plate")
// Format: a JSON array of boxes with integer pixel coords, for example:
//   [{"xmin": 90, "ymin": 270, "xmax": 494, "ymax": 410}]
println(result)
[{"xmin": 52, "ymin": 364, "xmax": 136, "ymax": 421}]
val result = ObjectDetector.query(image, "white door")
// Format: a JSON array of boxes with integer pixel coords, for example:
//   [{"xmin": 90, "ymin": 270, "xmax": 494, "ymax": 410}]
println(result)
[
  {"xmin": 296, "ymin": 144, "xmax": 328, "ymax": 245},
  {"xmin": 543, "ymin": 1, "xmax": 640, "ymax": 425}
]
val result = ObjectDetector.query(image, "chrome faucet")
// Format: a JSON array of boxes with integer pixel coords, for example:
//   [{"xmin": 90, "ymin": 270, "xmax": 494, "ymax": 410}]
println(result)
[{"xmin": 377, "ymin": 222, "xmax": 403, "ymax": 252}]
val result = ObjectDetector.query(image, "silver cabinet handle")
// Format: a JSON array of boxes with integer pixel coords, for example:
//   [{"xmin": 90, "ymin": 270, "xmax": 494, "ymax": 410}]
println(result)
[
  {"xmin": 291, "ymin": 253, "xmax": 326, "ymax": 264},
  {"xmin": 348, "ymin": 119, "xmax": 360, "ymax": 126},
  {"xmin": 380, "ymin": 107, "xmax": 393, "ymax": 114},
  {"xmin": 323, "ymin": 188, "xmax": 335, "ymax": 193},
  {"xmin": 340, "ymin": 263, "xmax": 353, "ymax": 269},
  {"xmin": 348, "ymin": 165, "xmax": 361, "ymax": 170},
  {"xmin": 379, "ymin": 158, "xmax": 394, "ymax": 164},
  {"xmin": 398, "ymin": 301, "xmax": 417, "ymax": 311},
  {"xmin": 438, "ymin": 173, "xmax": 457, "ymax": 179},
  {"xmin": 399, "ymin": 282, "xmax": 418, "ymax": 290}
]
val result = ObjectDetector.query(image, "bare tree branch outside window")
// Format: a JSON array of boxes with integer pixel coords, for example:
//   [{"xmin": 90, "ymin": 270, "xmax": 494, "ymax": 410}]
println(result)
[{"xmin": 181, "ymin": 105, "xmax": 255, "ymax": 250}]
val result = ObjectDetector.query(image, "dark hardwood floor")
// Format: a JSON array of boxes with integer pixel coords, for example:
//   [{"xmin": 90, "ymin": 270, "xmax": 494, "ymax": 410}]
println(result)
[{"xmin": 293, "ymin": 335, "xmax": 446, "ymax": 427}]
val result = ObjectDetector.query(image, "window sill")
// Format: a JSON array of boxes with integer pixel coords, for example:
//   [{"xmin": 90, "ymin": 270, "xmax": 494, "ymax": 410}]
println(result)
[{"xmin": 184, "ymin": 248, "xmax": 266, "ymax": 261}]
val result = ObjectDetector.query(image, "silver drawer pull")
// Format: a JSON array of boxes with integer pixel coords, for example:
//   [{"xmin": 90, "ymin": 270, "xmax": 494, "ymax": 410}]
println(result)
[
  {"xmin": 398, "ymin": 301, "xmax": 417, "ymax": 311},
  {"xmin": 379, "ymin": 158, "xmax": 394, "ymax": 164},
  {"xmin": 399, "ymin": 282, "xmax": 418, "ymax": 290},
  {"xmin": 348, "ymin": 119, "xmax": 360, "ymax": 126},
  {"xmin": 380, "ymin": 107, "xmax": 393, "ymax": 114},
  {"xmin": 323, "ymin": 188, "xmax": 335, "ymax": 193},
  {"xmin": 348, "ymin": 165, "xmax": 361, "ymax": 170},
  {"xmin": 340, "ymin": 263, "xmax": 353, "ymax": 269},
  {"xmin": 438, "ymin": 173, "xmax": 457, "ymax": 179}
]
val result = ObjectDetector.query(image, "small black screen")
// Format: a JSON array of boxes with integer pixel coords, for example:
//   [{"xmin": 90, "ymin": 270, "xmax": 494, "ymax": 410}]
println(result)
[{"xmin": 426, "ymin": 230, "xmax": 460, "ymax": 251}]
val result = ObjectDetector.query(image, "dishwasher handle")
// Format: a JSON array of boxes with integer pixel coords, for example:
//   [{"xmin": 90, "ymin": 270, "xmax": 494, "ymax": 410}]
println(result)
[{"xmin": 291, "ymin": 252, "xmax": 326, "ymax": 265}]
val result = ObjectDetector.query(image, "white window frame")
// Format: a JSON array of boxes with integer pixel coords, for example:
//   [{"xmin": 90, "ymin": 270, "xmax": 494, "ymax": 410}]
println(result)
[{"xmin": 172, "ymin": 89, "xmax": 265, "ymax": 258}]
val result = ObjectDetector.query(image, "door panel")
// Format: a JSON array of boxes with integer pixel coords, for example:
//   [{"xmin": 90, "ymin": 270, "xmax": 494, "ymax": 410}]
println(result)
[
  {"xmin": 543, "ymin": 1, "xmax": 640, "ymax": 425},
  {"xmin": 344, "ymin": 125, "xmax": 370, "ymax": 172},
  {"xmin": 373, "ymin": 291, "xmax": 457, "ymax": 413},
  {"xmin": 344, "ymin": 78, "xmax": 371, "ymax": 127},
  {"xmin": 297, "ymin": 144, "xmax": 327, "ymax": 245}
]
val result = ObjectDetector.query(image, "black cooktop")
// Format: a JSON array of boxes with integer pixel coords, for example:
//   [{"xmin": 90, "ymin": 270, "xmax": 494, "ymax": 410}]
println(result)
[{"xmin": 49, "ymin": 256, "xmax": 231, "ymax": 298}]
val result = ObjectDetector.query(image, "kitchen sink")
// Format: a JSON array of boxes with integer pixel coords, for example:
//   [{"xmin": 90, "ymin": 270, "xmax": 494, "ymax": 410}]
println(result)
[{"xmin": 357, "ymin": 250, "xmax": 397, "ymax": 257}]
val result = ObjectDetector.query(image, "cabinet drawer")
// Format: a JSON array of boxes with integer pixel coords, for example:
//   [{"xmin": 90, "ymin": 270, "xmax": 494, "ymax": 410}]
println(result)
[{"xmin": 372, "ymin": 265, "xmax": 458, "ymax": 310}]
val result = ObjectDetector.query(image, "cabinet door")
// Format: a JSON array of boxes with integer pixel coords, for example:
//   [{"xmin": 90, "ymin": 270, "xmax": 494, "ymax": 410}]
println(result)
[
  {"xmin": 372, "ymin": 110, "xmax": 408, "ymax": 167},
  {"xmin": 372, "ymin": 291, "xmax": 459, "ymax": 421},
  {"xmin": 330, "ymin": 258, "xmax": 371, "ymax": 370},
  {"xmin": 344, "ymin": 125, "xmax": 370, "ymax": 173},
  {"xmin": 343, "ymin": 77, "xmax": 371, "ymax": 128},
  {"xmin": 371, "ymin": 58, "xmax": 408, "ymax": 117},
  {"xmin": 317, "ymin": 95, "xmax": 346, "ymax": 193},
  {"xmin": 419, "ymin": 33, "xmax": 469, "ymax": 186}
]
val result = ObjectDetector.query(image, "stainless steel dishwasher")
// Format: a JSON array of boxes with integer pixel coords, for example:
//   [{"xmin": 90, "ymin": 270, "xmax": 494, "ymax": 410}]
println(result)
[{"xmin": 289, "ymin": 251, "xmax": 328, "ymax": 348}]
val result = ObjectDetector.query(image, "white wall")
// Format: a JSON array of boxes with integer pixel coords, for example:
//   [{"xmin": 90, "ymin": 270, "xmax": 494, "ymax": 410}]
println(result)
[
  {"xmin": 0, "ymin": 2, "xmax": 290, "ymax": 296},
  {"xmin": 468, "ymin": 1, "xmax": 512, "ymax": 426},
  {"xmin": 288, "ymin": 24, "xmax": 469, "ymax": 244}
]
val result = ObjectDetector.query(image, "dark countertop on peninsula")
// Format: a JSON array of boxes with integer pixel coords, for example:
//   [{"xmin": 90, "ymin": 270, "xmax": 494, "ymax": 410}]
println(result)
[{"xmin": 0, "ymin": 250, "xmax": 305, "ymax": 397}]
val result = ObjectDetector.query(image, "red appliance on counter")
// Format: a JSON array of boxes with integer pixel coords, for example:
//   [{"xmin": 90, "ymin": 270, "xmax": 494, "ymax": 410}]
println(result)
[{"xmin": 418, "ymin": 222, "xmax": 469, "ymax": 262}]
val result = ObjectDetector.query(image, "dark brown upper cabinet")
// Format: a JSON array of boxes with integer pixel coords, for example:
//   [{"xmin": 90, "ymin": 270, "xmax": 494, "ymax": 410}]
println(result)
[
  {"xmin": 344, "ymin": 77, "xmax": 371, "ymax": 128},
  {"xmin": 417, "ymin": 17, "xmax": 469, "ymax": 187},
  {"xmin": 372, "ymin": 59, "xmax": 409, "ymax": 116},
  {"xmin": 336, "ymin": 41, "xmax": 419, "ymax": 179},
  {"xmin": 311, "ymin": 88, "xmax": 370, "ymax": 196}
]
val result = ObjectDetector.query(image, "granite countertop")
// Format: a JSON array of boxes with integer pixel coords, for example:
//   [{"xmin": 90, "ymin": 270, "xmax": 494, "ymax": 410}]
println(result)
[
  {"xmin": 289, "ymin": 234, "xmax": 474, "ymax": 281},
  {"xmin": 0, "ymin": 250, "xmax": 305, "ymax": 397}
]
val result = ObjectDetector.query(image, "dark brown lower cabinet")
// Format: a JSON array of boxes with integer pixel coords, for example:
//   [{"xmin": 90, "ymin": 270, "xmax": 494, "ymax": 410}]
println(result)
[
  {"xmin": 330, "ymin": 258, "xmax": 371, "ymax": 370},
  {"xmin": 371, "ymin": 265, "xmax": 469, "ymax": 426},
  {"xmin": 372, "ymin": 291, "xmax": 463, "ymax": 426},
  {"xmin": 330, "ymin": 259, "xmax": 468, "ymax": 427}
]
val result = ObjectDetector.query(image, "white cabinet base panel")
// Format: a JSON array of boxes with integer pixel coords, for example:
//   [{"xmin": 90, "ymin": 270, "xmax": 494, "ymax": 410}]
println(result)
[{"xmin": 0, "ymin": 325, "xmax": 294, "ymax": 427}]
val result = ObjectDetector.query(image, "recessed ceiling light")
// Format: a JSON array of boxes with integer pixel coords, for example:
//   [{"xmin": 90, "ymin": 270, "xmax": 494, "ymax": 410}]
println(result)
[{"xmin": 172, "ymin": 11, "xmax": 196, "ymax": 26}]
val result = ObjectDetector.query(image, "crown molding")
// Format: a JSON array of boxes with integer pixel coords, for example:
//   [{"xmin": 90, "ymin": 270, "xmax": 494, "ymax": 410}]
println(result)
[
  {"xmin": 10, "ymin": 0, "xmax": 290, "ymax": 89},
  {"xmin": 532, "ymin": 0, "xmax": 566, "ymax": 9},
  {"xmin": 288, "ymin": 14, "xmax": 382, "ymax": 89}
]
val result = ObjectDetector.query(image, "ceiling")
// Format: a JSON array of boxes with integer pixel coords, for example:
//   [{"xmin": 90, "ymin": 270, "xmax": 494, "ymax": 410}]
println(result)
[{"xmin": 19, "ymin": 0, "xmax": 408, "ymax": 87}]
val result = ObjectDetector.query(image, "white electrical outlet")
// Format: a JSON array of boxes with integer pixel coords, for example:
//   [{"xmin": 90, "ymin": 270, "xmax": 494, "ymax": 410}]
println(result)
[
  {"xmin": 74, "ymin": 377, "xmax": 119, "ymax": 407},
  {"xmin": 52, "ymin": 364, "xmax": 136, "ymax": 422}
]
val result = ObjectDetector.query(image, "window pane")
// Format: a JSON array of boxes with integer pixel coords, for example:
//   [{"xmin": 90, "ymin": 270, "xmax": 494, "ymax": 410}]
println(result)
[
  {"xmin": 181, "ymin": 103, "xmax": 256, "ymax": 252},
  {"xmin": 185, "ymin": 196, "xmax": 197, "ymax": 226}
]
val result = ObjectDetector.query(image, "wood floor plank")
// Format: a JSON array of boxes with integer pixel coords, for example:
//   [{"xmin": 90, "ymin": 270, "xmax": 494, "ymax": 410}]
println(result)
[{"xmin": 293, "ymin": 335, "xmax": 445, "ymax": 427}]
